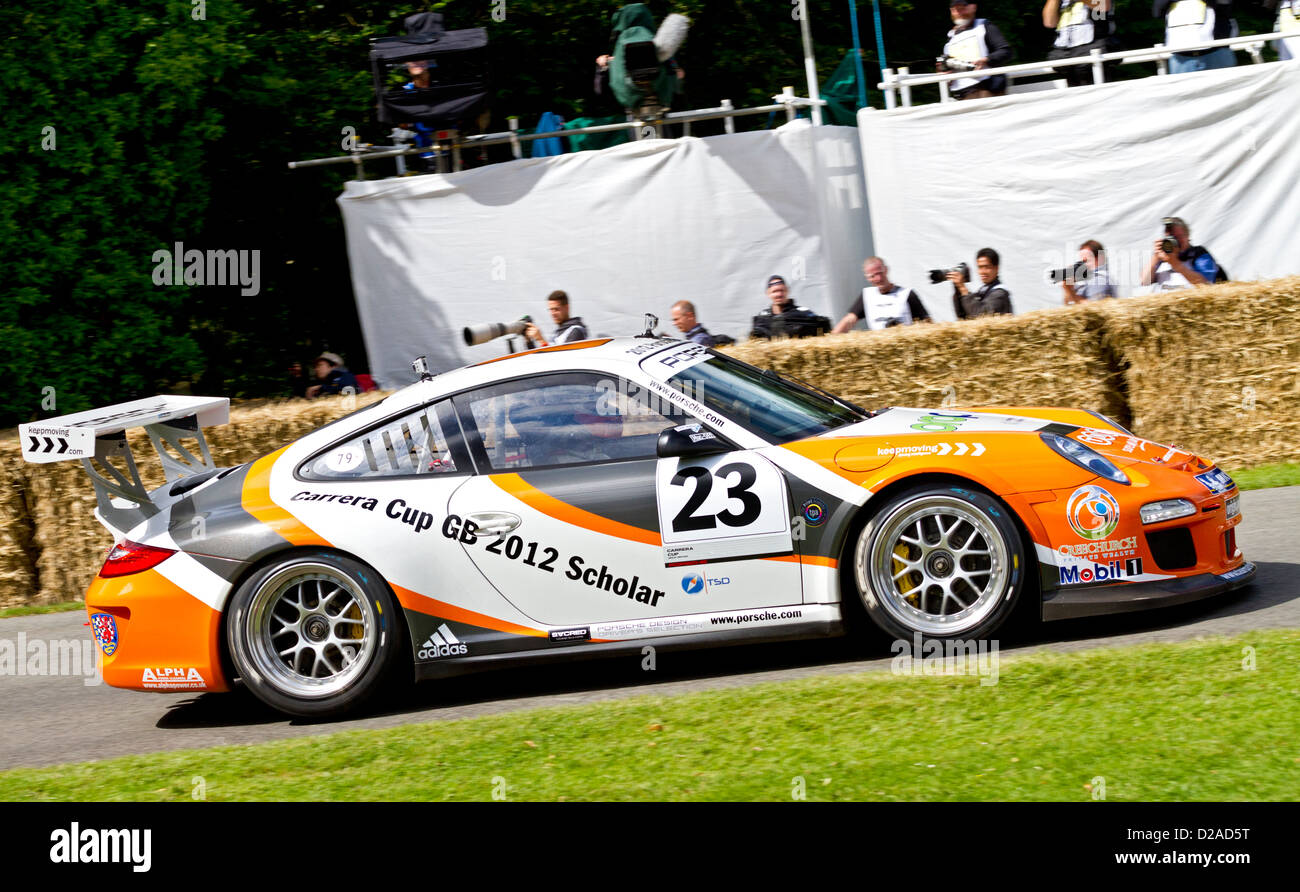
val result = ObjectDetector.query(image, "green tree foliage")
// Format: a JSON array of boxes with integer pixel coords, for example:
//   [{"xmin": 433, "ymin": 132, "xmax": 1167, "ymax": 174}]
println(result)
[{"xmin": 1, "ymin": 0, "xmax": 1278, "ymax": 424}]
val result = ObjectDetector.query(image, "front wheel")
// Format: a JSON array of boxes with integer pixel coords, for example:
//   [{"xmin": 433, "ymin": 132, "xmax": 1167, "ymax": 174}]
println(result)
[
  {"xmin": 227, "ymin": 552, "xmax": 406, "ymax": 718},
  {"xmin": 852, "ymin": 484, "xmax": 1026, "ymax": 641}
]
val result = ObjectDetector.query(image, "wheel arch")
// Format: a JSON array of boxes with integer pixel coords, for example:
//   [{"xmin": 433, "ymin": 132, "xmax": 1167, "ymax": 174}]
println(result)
[
  {"xmin": 834, "ymin": 471, "xmax": 1041, "ymax": 627},
  {"xmin": 216, "ymin": 545, "xmax": 415, "ymax": 687}
]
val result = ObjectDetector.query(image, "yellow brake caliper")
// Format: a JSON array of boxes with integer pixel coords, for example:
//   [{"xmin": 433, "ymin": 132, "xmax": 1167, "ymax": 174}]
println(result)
[{"xmin": 893, "ymin": 544, "xmax": 920, "ymax": 606}]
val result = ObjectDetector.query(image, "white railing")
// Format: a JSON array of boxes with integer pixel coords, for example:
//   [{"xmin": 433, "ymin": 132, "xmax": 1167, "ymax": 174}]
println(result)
[
  {"xmin": 288, "ymin": 88, "xmax": 827, "ymax": 176},
  {"xmin": 878, "ymin": 30, "xmax": 1290, "ymax": 109}
]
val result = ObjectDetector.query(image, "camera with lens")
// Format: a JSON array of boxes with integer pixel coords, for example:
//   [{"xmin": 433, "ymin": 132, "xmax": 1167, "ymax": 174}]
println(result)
[
  {"xmin": 463, "ymin": 314, "xmax": 533, "ymax": 346},
  {"xmin": 928, "ymin": 262, "xmax": 970, "ymax": 285},
  {"xmin": 937, "ymin": 55, "xmax": 978, "ymax": 72},
  {"xmin": 1159, "ymin": 237, "xmax": 1179, "ymax": 255},
  {"xmin": 1048, "ymin": 260, "xmax": 1092, "ymax": 285}
]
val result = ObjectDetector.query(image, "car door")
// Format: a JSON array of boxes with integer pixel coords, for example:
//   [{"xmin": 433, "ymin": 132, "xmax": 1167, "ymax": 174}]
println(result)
[{"xmin": 447, "ymin": 372, "xmax": 802, "ymax": 628}]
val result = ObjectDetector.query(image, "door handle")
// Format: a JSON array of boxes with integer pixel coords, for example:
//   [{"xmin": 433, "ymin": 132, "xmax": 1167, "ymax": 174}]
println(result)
[{"xmin": 465, "ymin": 512, "xmax": 522, "ymax": 536}]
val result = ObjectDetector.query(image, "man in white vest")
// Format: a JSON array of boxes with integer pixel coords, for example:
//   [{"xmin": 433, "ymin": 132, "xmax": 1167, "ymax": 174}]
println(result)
[
  {"xmin": 941, "ymin": 0, "xmax": 1014, "ymax": 99},
  {"xmin": 833, "ymin": 257, "xmax": 932, "ymax": 333},
  {"xmin": 1043, "ymin": 0, "xmax": 1119, "ymax": 86},
  {"xmin": 1153, "ymin": 0, "xmax": 1238, "ymax": 74}
]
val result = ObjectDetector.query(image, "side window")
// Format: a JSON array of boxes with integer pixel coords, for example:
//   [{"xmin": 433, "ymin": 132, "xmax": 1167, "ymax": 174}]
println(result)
[
  {"xmin": 462, "ymin": 374, "xmax": 683, "ymax": 471},
  {"xmin": 301, "ymin": 402, "xmax": 461, "ymax": 479}
]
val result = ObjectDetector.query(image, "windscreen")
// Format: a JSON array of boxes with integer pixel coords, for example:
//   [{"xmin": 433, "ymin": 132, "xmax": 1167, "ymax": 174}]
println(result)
[{"xmin": 666, "ymin": 355, "xmax": 863, "ymax": 444}]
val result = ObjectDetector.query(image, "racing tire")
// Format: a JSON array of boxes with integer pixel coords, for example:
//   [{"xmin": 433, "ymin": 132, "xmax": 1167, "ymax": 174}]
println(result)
[
  {"xmin": 852, "ymin": 483, "xmax": 1026, "ymax": 641},
  {"xmin": 227, "ymin": 551, "xmax": 407, "ymax": 718}
]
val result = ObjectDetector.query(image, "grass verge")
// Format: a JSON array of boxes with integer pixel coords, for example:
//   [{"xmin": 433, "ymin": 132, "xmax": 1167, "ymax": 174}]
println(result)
[
  {"xmin": 0, "ymin": 601, "xmax": 83, "ymax": 619},
  {"xmin": 2, "ymin": 629, "xmax": 1298, "ymax": 802},
  {"xmin": 1230, "ymin": 462, "xmax": 1300, "ymax": 491}
]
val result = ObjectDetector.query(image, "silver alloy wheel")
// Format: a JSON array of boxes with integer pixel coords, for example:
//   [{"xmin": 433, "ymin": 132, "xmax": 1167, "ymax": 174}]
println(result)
[
  {"xmin": 857, "ymin": 495, "xmax": 1010, "ymax": 636},
  {"xmin": 243, "ymin": 561, "xmax": 377, "ymax": 699}
]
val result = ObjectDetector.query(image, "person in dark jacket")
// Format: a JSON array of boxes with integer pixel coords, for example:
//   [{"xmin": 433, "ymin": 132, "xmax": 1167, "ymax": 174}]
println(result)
[
  {"xmin": 307, "ymin": 352, "xmax": 360, "ymax": 398},
  {"xmin": 952, "ymin": 248, "xmax": 1014, "ymax": 319},
  {"xmin": 524, "ymin": 290, "xmax": 589, "ymax": 346},
  {"xmin": 750, "ymin": 275, "xmax": 831, "ymax": 339}
]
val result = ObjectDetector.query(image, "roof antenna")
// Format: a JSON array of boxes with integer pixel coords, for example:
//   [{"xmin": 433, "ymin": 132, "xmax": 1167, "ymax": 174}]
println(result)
[{"xmin": 639, "ymin": 313, "xmax": 659, "ymax": 338}]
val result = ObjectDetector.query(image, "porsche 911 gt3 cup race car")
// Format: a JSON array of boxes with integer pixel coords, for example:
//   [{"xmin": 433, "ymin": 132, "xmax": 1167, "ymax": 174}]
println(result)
[{"xmin": 20, "ymin": 336, "xmax": 1255, "ymax": 716}]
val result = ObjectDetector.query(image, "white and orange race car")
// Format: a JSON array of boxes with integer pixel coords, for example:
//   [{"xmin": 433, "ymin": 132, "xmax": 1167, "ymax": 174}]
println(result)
[{"xmin": 20, "ymin": 336, "xmax": 1254, "ymax": 716}]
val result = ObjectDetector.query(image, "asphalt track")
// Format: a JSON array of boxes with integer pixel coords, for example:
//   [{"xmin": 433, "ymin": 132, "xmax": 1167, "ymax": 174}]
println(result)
[{"xmin": 2, "ymin": 486, "xmax": 1297, "ymax": 771}]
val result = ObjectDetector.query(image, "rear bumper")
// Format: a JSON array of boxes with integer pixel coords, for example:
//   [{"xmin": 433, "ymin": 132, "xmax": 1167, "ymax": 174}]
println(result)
[{"xmin": 1042, "ymin": 561, "xmax": 1256, "ymax": 621}]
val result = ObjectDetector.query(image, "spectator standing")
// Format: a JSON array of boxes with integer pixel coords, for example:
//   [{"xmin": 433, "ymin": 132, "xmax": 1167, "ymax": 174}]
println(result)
[
  {"xmin": 400, "ymin": 61, "xmax": 437, "ymax": 168},
  {"xmin": 670, "ymin": 300, "xmax": 717, "ymax": 346},
  {"xmin": 1272, "ymin": 0, "xmax": 1300, "ymax": 60},
  {"xmin": 749, "ymin": 275, "xmax": 831, "ymax": 339},
  {"xmin": 1153, "ymin": 0, "xmax": 1238, "ymax": 73},
  {"xmin": 953, "ymin": 248, "xmax": 1014, "ymax": 319},
  {"xmin": 1044, "ymin": 0, "xmax": 1120, "ymax": 86},
  {"xmin": 306, "ymin": 352, "xmax": 359, "ymax": 399},
  {"xmin": 833, "ymin": 257, "xmax": 931, "ymax": 332},
  {"xmin": 1140, "ymin": 216, "xmax": 1227, "ymax": 290},
  {"xmin": 941, "ymin": 1, "xmax": 1014, "ymax": 100},
  {"xmin": 524, "ymin": 290, "xmax": 589, "ymax": 346},
  {"xmin": 1062, "ymin": 240, "xmax": 1117, "ymax": 304}
]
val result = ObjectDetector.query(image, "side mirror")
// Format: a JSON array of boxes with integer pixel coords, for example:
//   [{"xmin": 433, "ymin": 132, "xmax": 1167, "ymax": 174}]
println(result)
[{"xmin": 657, "ymin": 423, "xmax": 733, "ymax": 459}]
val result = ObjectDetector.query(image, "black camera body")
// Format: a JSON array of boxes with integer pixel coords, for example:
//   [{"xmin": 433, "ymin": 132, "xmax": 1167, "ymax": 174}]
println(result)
[
  {"xmin": 1160, "ymin": 237, "xmax": 1179, "ymax": 255},
  {"xmin": 1048, "ymin": 261, "xmax": 1092, "ymax": 285},
  {"xmin": 928, "ymin": 262, "xmax": 971, "ymax": 285}
]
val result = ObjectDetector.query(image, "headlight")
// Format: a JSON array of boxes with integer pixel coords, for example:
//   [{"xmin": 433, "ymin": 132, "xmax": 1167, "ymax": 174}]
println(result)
[
  {"xmin": 1140, "ymin": 499, "xmax": 1196, "ymax": 525},
  {"xmin": 1040, "ymin": 432, "xmax": 1130, "ymax": 485}
]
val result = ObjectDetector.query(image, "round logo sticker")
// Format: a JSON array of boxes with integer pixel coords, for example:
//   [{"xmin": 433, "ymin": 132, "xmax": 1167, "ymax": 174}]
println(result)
[
  {"xmin": 1066, "ymin": 485, "xmax": 1120, "ymax": 541},
  {"xmin": 801, "ymin": 498, "xmax": 827, "ymax": 527},
  {"xmin": 681, "ymin": 574, "xmax": 705, "ymax": 594}
]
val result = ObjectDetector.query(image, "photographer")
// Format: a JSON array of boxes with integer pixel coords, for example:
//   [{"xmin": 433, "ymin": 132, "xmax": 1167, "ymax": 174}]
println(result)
[
  {"xmin": 953, "ymin": 248, "xmax": 1013, "ymax": 319},
  {"xmin": 523, "ymin": 290, "xmax": 589, "ymax": 346},
  {"xmin": 941, "ymin": 1, "xmax": 1014, "ymax": 100},
  {"xmin": 833, "ymin": 257, "xmax": 931, "ymax": 333},
  {"xmin": 1140, "ymin": 216, "xmax": 1227, "ymax": 291},
  {"xmin": 1061, "ymin": 240, "xmax": 1116, "ymax": 304},
  {"xmin": 750, "ymin": 275, "xmax": 831, "ymax": 340},
  {"xmin": 1044, "ymin": 0, "xmax": 1119, "ymax": 86}
]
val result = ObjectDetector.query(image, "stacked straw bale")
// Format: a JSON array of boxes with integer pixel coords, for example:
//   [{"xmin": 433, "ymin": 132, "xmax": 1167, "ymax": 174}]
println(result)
[{"xmin": 1095, "ymin": 276, "xmax": 1300, "ymax": 468}]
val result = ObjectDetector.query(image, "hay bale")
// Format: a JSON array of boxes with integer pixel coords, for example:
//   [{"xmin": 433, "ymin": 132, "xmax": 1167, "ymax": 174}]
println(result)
[
  {"xmin": 0, "ymin": 448, "xmax": 37, "ymax": 609},
  {"xmin": 726, "ymin": 302, "xmax": 1121, "ymax": 418},
  {"xmin": 1097, "ymin": 276, "xmax": 1300, "ymax": 468}
]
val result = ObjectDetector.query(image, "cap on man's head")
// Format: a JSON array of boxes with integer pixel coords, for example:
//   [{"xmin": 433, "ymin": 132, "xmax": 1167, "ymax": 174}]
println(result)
[
  {"xmin": 1162, "ymin": 216, "xmax": 1189, "ymax": 231},
  {"xmin": 315, "ymin": 352, "xmax": 343, "ymax": 367},
  {"xmin": 766, "ymin": 275, "xmax": 786, "ymax": 289}
]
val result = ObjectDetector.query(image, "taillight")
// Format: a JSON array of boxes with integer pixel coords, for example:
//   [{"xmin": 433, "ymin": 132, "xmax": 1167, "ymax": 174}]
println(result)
[{"xmin": 100, "ymin": 540, "xmax": 176, "ymax": 578}]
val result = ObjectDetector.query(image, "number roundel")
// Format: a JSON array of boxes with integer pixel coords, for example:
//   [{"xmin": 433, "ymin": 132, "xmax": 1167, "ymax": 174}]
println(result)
[{"xmin": 670, "ymin": 462, "xmax": 762, "ymax": 532}]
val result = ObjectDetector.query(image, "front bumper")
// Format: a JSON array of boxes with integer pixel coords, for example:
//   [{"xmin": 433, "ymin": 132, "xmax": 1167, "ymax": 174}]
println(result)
[{"xmin": 1042, "ymin": 561, "xmax": 1256, "ymax": 621}]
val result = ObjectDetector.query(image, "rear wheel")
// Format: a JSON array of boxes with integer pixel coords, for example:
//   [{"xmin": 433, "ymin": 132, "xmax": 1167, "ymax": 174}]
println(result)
[
  {"xmin": 853, "ymin": 484, "xmax": 1025, "ymax": 640},
  {"xmin": 227, "ymin": 552, "xmax": 406, "ymax": 718}
]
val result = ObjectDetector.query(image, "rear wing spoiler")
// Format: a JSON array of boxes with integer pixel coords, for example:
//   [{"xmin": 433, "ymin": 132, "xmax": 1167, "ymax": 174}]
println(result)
[{"xmin": 19, "ymin": 396, "xmax": 230, "ymax": 535}]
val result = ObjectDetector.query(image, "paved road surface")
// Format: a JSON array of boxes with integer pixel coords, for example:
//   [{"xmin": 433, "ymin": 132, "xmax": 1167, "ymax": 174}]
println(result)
[{"xmin": 2, "ymin": 486, "xmax": 1296, "ymax": 771}]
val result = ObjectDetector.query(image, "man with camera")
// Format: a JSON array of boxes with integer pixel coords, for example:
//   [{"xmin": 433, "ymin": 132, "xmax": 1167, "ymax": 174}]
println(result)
[
  {"xmin": 1059, "ymin": 240, "xmax": 1117, "ymax": 304},
  {"xmin": 749, "ymin": 275, "xmax": 831, "ymax": 340},
  {"xmin": 951, "ymin": 248, "xmax": 1013, "ymax": 319},
  {"xmin": 833, "ymin": 257, "xmax": 931, "ymax": 333},
  {"xmin": 940, "ymin": 1, "xmax": 1014, "ymax": 100},
  {"xmin": 523, "ymin": 290, "xmax": 589, "ymax": 346},
  {"xmin": 1140, "ymin": 216, "xmax": 1227, "ymax": 291}
]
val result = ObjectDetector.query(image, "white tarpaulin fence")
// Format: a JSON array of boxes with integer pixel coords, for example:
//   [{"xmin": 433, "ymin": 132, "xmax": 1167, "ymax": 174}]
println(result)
[
  {"xmin": 857, "ymin": 60, "xmax": 1300, "ymax": 320},
  {"xmin": 338, "ymin": 122, "xmax": 871, "ymax": 388}
]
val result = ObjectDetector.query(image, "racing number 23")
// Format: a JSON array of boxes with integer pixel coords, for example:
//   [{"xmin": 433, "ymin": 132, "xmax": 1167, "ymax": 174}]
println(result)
[{"xmin": 670, "ymin": 463, "xmax": 761, "ymax": 532}]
